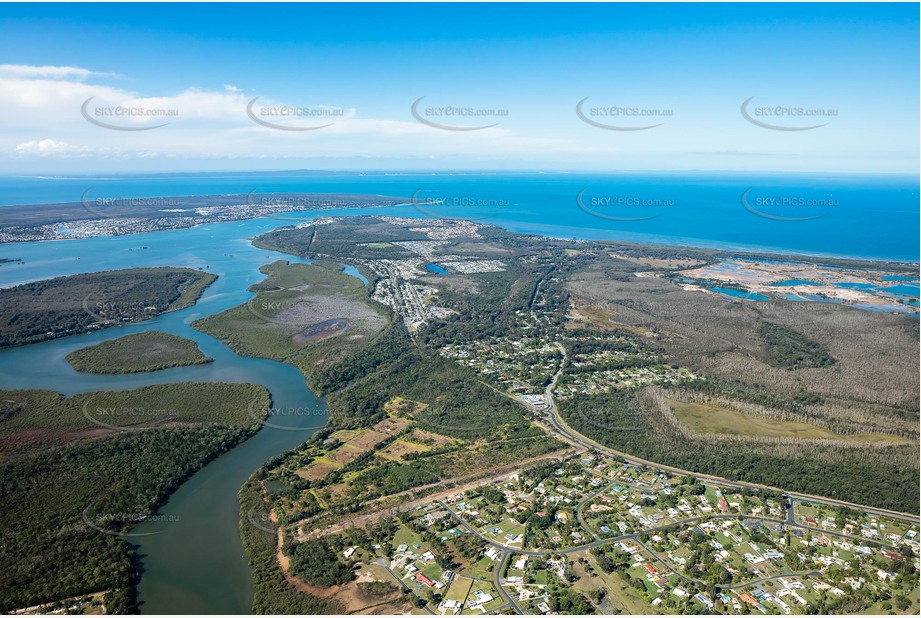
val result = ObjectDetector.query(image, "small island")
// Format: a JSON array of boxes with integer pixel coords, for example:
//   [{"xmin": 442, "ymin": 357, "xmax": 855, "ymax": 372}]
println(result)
[{"xmin": 66, "ymin": 331, "xmax": 213, "ymax": 374}]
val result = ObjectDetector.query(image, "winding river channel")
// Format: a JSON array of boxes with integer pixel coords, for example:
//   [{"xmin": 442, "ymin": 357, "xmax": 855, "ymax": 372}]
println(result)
[
  {"xmin": 0, "ymin": 172, "xmax": 917, "ymax": 613},
  {"xmin": 0, "ymin": 210, "xmax": 396, "ymax": 613}
]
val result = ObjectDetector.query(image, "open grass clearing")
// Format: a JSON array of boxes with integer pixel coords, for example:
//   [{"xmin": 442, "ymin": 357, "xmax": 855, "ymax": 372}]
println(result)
[{"xmin": 669, "ymin": 399, "xmax": 911, "ymax": 444}]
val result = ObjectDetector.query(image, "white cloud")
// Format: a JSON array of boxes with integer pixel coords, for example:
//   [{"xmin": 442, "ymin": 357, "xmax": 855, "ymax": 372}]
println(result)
[
  {"xmin": 11, "ymin": 63, "xmax": 898, "ymax": 173},
  {"xmin": 0, "ymin": 64, "xmax": 112, "ymax": 81},
  {"xmin": 0, "ymin": 63, "xmax": 574, "ymax": 166},
  {"xmin": 15, "ymin": 138, "xmax": 89, "ymax": 156}
]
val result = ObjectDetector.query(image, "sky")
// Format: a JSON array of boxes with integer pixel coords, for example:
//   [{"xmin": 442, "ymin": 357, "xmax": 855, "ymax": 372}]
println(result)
[{"xmin": 0, "ymin": 3, "xmax": 918, "ymax": 174}]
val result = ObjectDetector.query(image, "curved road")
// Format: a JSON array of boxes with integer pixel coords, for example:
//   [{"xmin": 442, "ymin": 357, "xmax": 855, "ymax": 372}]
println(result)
[
  {"xmin": 438, "ymin": 500, "xmax": 902, "ymax": 558},
  {"xmin": 515, "ymin": 343, "xmax": 919, "ymax": 525},
  {"xmin": 436, "ymin": 497, "xmax": 909, "ymax": 608}
]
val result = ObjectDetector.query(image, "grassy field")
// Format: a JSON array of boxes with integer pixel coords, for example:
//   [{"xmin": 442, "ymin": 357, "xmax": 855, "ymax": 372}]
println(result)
[
  {"xmin": 669, "ymin": 399, "xmax": 911, "ymax": 444},
  {"xmin": 268, "ymin": 396, "xmax": 565, "ymax": 529},
  {"xmin": 856, "ymin": 587, "xmax": 920, "ymax": 615},
  {"xmin": 295, "ymin": 422, "xmax": 400, "ymax": 481},
  {"xmin": 246, "ymin": 292, "xmax": 568, "ymax": 538},
  {"xmin": 65, "ymin": 331, "xmax": 212, "ymax": 374},
  {"xmin": 444, "ymin": 575, "xmax": 474, "ymax": 603}
]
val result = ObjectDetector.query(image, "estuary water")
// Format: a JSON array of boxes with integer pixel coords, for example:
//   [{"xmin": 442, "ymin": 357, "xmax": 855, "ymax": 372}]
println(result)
[
  {"xmin": 0, "ymin": 171, "xmax": 917, "ymax": 613},
  {"xmin": 0, "ymin": 222, "xmax": 357, "ymax": 613}
]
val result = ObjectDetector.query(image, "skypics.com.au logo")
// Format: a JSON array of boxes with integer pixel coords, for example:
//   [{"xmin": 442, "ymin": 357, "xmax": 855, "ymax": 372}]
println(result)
[
  {"xmin": 576, "ymin": 189, "xmax": 675, "ymax": 222},
  {"xmin": 411, "ymin": 97, "xmax": 508, "ymax": 131},
  {"xmin": 741, "ymin": 97, "xmax": 837, "ymax": 131},
  {"xmin": 81, "ymin": 189, "xmax": 182, "ymax": 219},
  {"xmin": 741, "ymin": 188, "xmax": 838, "ymax": 221},
  {"xmin": 408, "ymin": 189, "xmax": 508, "ymax": 221},
  {"xmin": 81, "ymin": 97, "xmax": 178, "ymax": 131},
  {"xmin": 576, "ymin": 97, "xmax": 673, "ymax": 131},
  {"xmin": 246, "ymin": 96, "xmax": 346, "ymax": 131}
]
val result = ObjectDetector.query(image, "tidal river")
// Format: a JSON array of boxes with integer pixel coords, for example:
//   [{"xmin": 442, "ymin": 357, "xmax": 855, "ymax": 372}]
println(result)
[
  {"xmin": 0, "ymin": 213, "xmax": 390, "ymax": 613},
  {"xmin": 0, "ymin": 172, "xmax": 916, "ymax": 612}
]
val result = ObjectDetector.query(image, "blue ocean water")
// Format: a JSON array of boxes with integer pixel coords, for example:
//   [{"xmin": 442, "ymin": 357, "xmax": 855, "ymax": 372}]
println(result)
[
  {"xmin": 0, "ymin": 171, "xmax": 914, "ymax": 612},
  {"xmin": 0, "ymin": 171, "xmax": 918, "ymax": 262},
  {"xmin": 834, "ymin": 281, "xmax": 919, "ymax": 298}
]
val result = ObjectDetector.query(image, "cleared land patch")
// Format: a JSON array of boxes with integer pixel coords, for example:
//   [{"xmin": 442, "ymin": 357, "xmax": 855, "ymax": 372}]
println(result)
[
  {"xmin": 348, "ymin": 429, "xmax": 390, "ymax": 450},
  {"xmin": 405, "ymin": 428, "xmax": 454, "ymax": 448},
  {"xmin": 669, "ymin": 398, "xmax": 911, "ymax": 444},
  {"xmin": 297, "ymin": 462, "xmax": 338, "ymax": 482},
  {"xmin": 291, "ymin": 318, "xmax": 350, "ymax": 345},
  {"xmin": 378, "ymin": 439, "xmax": 429, "ymax": 461},
  {"xmin": 373, "ymin": 417, "xmax": 412, "ymax": 434},
  {"xmin": 565, "ymin": 295, "xmax": 650, "ymax": 335},
  {"xmin": 609, "ymin": 252, "xmax": 707, "ymax": 269}
]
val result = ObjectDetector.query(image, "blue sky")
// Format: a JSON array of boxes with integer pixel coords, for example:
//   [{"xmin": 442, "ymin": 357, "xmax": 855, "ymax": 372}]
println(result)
[{"xmin": 0, "ymin": 3, "xmax": 918, "ymax": 173}]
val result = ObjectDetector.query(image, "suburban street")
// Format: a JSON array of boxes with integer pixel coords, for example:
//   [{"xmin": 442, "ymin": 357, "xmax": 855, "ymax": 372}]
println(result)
[
  {"xmin": 526, "ymin": 343, "xmax": 919, "ymax": 525},
  {"xmin": 435, "ymin": 494, "xmax": 909, "ymax": 610}
]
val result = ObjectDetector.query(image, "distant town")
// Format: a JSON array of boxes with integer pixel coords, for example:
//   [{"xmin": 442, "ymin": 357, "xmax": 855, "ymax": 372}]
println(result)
[{"xmin": 0, "ymin": 193, "xmax": 406, "ymax": 243}]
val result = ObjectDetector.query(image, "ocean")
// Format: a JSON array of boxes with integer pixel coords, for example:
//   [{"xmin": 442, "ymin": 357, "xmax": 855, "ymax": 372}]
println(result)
[
  {"xmin": 0, "ymin": 170, "xmax": 917, "ymax": 611},
  {"xmin": 0, "ymin": 171, "xmax": 918, "ymax": 262}
]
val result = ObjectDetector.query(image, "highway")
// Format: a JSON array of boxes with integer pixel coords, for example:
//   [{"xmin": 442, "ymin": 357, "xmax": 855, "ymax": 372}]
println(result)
[
  {"xmin": 524, "ymin": 343, "xmax": 920, "ymax": 525},
  {"xmin": 446, "ymin": 340, "xmax": 919, "ymax": 612},
  {"xmin": 540, "ymin": 399, "xmax": 919, "ymax": 524}
]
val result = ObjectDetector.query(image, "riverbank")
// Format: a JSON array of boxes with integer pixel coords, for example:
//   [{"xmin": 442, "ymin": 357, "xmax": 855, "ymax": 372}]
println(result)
[
  {"xmin": 0, "ymin": 227, "xmax": 339, "ymax": 614},
  {"xmin": 0, "ymin": 382, "xmax": 270, "ymax": 613}
]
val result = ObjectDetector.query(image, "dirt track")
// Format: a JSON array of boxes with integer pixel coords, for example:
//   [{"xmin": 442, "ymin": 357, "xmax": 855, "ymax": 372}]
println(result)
[{"xmin": 299, "ymin": 447, "xmax": 577, "ymax": 540}]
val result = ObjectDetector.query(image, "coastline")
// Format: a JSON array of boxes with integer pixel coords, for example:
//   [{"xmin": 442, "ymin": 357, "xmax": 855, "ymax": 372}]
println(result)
[
  {"xmin": 0, "ymin": 170, "xmax": 917, "ymax": 263},
  {"xmin": 0, "ymin": 193, "xmax": 408, "ymax": 244},
  {"xmin": 1, "ymin": 202, "xmax": 917, "ymax": 269},
  {"xmin": 519, "ymin": 226, "xmax": 920, "ymax": 267}
]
